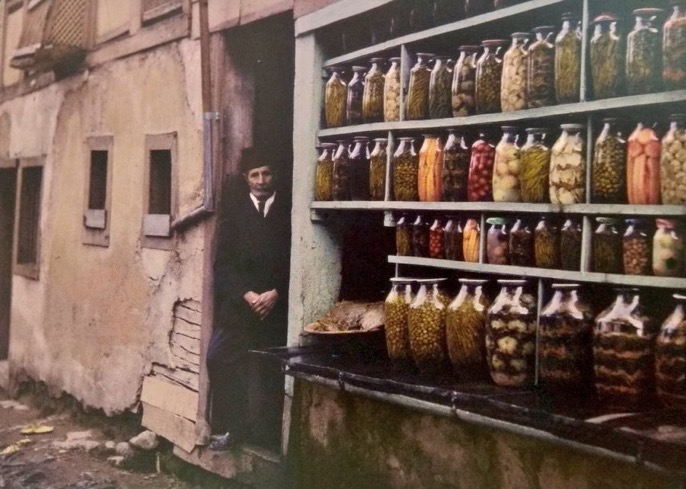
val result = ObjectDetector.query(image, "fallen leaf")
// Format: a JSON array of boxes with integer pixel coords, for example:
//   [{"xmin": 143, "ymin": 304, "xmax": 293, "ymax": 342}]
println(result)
[
  {"xmin": 21, "ymin": 424, "xmax": 54, "ymax": 435},
  {"xmin": 1, "ymin": 438, "xmax": 33, "ymax": 456}
]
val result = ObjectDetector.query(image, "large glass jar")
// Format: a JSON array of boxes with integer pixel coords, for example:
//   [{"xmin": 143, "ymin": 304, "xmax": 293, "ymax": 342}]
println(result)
[
  {"xmin": 554, "ymin": 13, "xmax": 582, "ymax": 104},
  {"xmin": 534, "ymin": 216, "xmax": 559, "ymax": 269},
  {"xmin": 451, "ymin": 45, "xmax": 479, "ymax": 116},
  {"xmin": 539, "ymin": 284, "xmax": 594, "ymax": 390},
  {"xmin": 383, "ymin": 57, "xmax": 401, "ymax": 122},
  {"xmin": 527, "ymin": 26, "xmax": 556, "ymax": 109},
  {"xmin": 656, "ymin": 293, "xmax": 686, "ymax": 408},
  {"xmin": 492, "ymin": 125, "xmax": 521, "ymax": 202},
  {"xmin": 592, "ymin": 118, "xmax": 627, "ymax": 203},
  {"xmin": 663, "ymin": 1, "xmax": 686, "ymax": 90},
  {"xmin": 384, "ymin": 278, "xmax": 415, "ymax": 367},
  {"xmin": 627, "ymin": 122, "xmax": 661, "ymax": 205},
  {"xmin": 475, "ymin": 39, "xmax": 506, "ymax": 114},
  {"xmin": 346, "ymin": 66, "xmax": 366, "ymax": 125},
  {"xmin": 623, "ymin": 218, "xmax": 652, "ymax": 276},
  {"xmin": 314, "ymin": 142, "xmax": 336, "ymax": 201},
  {"xmin": 590, "ymin": 15, "xmax": 624, "ymax": 100},
  {"xmin": 467, "ymin": 133, "xmax": 496, "ymax": 202},
  {"xmin": 653, "ymin": 218, "xmax": 685, "ymax": 277},
  {"xmin": 408, "ymin": 278, "xmax": 450, "ymax": 374},
  {"xmin": 429, "ymin": 218, "xmax": 445, "ymax": 259},
  {"xmin": 500, "ymin": 32, "xmax": 529, "ymax": 112},
  {"xmin": 486, "ymin": 217, "xmax": 509, "ymax": 265},
  {"xmin": 406, "ymin": 53, "xmax": 433, "ymax": 121},
  {"xmin": 593, "ymin": 217, "xmax": 623, "ymax": 274},
  {"xmin": 463, "ymin": 218, "xmax": 480, "ymax": 263},
  {"xmin": 520, "ymin": 128, "xmax": 550, "ymax": 203},
  {"xmin": 660, "ymin": 114, "xmax": 686, "ymax": 204},
  {"xmin": 349, "ymin": 136, "xmax": 370, "ymax": 200},
  {"xmin": 332, "ymin": 140, "xmax": 351, "ymax": 200},
  {"xmin": 392, "ymin": 137, "xmax": 419, "ymax": 201},
  {"xmin": 429, "ymin": 56, "xmax": 452, "ymax": 119},
  {"xmin": 549, "ymin": 123, "xmax": 586, "ymax": 205},
  {"xmin": 560, "ymin": 218, "xmax": 582, "ymax": 271},
  {"xmin": 444, "ymin": 217, "xmax": 463, "ymax": 261},
  {"xmin": 395, "ymin": 214, "xmax": 412, "ymax": 256},
  {"xmin": 626, "ymin": 8, "xmax": 664, "ymax": 95},
  {"xmin": 369, "ymin": 138, "xmax": 387, "ymax": 201},
  {"xmin": 594, "ymin": 288, "xmax": 656, "ymax": 408},
  {"xmin": 324, "ymin": 66, "xmax": 346, "ymax": 128},
  {"xmin": 412, "ymin": 215, "xmax": 430, "ymax": 258},
  {"xmin": 486, "ymin": 279, "xmax": 537, "ymax": 387},
  {"xmin": 446, "ymin": 278, "xmax": 490, "ymax": 375},
  {"xmin": 509, "ymin": 218, "xmax": 534, "ymax": 267},
  {"xmin": 442, "ymin": 130, "xmax": 469, "ymax": 201},
  {"xmin": 418, "ymin": 134, "xmax": 444, "ymax": 202},
  {"xmin": 362, "ymin": 58, "xmax": 385, "ymax": 124}
]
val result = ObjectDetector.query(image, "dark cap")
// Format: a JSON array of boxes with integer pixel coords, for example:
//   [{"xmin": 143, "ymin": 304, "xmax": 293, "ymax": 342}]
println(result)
[{"xmin": 239, "ymin": 147, "xmax": 268, "ymax": 174}]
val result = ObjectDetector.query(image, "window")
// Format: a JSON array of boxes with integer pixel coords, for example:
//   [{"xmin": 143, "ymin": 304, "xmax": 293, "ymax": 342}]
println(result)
[
  {"xmin": 3, "ymin": 0, "xmax": 25, "ymax": 87},
  {"xmin": 142, "ymin": 132, "xmax": 176, "ymax": 250},
  {"xmin": 83, "ymin": 135, "xmax": 112, "ymax": 247},
  {"xmin": 13, "ymin": 159, "xmax": 43, "ymax": 280},
  {"xmin": 93, "ymin": 0, "xmax": 129, "ymax": 44},
  {"xmin": 141, "ymin": 0, "xmax": 182, "ymax": 24}
]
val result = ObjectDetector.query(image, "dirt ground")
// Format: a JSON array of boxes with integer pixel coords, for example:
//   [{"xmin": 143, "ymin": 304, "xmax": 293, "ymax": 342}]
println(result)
[{"xmin": 0, "ymin": 387, "xmax": 247, "ymax": 489}]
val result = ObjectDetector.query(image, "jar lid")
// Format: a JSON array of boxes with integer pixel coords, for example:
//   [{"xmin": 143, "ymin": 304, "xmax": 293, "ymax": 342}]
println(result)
[
  {"xmin": 415, "ymin": 278, "xmax": 448, "ymax": 284},
  {"xmin": 458, "ymin": 278, "xmax": 489, "ymax": 285},
  {"xmin": 673, "ymin": 293, "xmax": 686, "ymax": 300},
  {"xmin": 532, "ymin": 25, "xmax": 555, "ymax": 33},
  {"xmin": 596, "ymin": 217, "xmax": 618, "ymax": 225},
  {"xmin": 370, "ymin": 57, "xmax": 385, "ymax": 63},
  {"xmin": 486, "ymin": 217, "xmax": 508, "ymax": 225},
  {"xmin": 353, "ymin": 135, "xmax": 370, "ymax": 141},
  {"xmin": 525, "ymin": 127, "xmax": 547, "ymax": 133},
  {"xmin": 416, "ymin": 52, "xmax": 435, "ymax": 58},
  {"xmin": 601, "ymin": 117, "xmax": 624, "ymax": 124},
  {"xmin": 511, "ymin": 32, "xmax": 531, "ymax": 38},
  {"xmin": 389, "ymin": 57, "xmax": 401, "ymax": 62},
  {"xmin": 560, "ymin": 123, "xmax": 585, "ymax": 131},
  {"xmin": 561, "ymin": 12, "xmax": 579, "ymax": 21},
  {"xmin": 432, "ymin": 55, "xmax": 450, "ymax": 60},
  {"xmin": 390, "ymin": 277, "xmax": 414, "ymax": 284},
  {"xmin": 624, "ymin": 217, "xmax": 645, "ymax": 225},
  {"xmin": 551, "ymin": 283, "xmax": 581, "ymax": 288},
  {"xmin": 668, "ymin": 114, "xmax": 686, "ymax": 122},
  {"xmin": 373, "ymin": 137, "xmax": 388, "ymax": 142},
  {"xmin": 458, "ymin": 45, "xmax": 480, "ymax": 52},
  {"xmin": 497, "ymin": 279, "xmax": 527, "ymax": 285},
  {"xmin": 326, "ymin": 65, "xmax": 343, "ymax": 71},
  {"xmin": 352, "ymin": 65, "xmax": 367, "ymax": 71},
  {"xmin": 481, "ymin": 39, "xmax": 508, "ymax": 46},
  {"xmin": 320, "ymin": 142, "xmax": 337, "ymax": 148},
  {"xmin": 656, "ymin": 218, "xmax": 677, "ymax": 229},
  {"xmin": 632, "ymin": 8, "xmax": 664, "ymax": 17},
  {"xmin": 398, "ymin": 136, "xmax": 415, "ymax": 141},
  {"xmin": 501, "ymin": 125, "xmax": 518, "ymax": 132},
  {"xmin": 592, "ymin": 13, "xmax": 617, "ymax": 23}
]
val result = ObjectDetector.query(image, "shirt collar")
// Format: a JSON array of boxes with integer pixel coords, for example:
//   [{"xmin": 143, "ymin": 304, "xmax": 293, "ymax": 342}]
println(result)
[{"xmin": 249, "ymin": 192, "xmax": 276, "ymax": 216}]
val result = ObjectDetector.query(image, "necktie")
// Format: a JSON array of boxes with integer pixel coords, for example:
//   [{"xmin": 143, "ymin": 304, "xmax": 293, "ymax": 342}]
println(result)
[{"xmin": 258, "ymin": 200, "xmax": 265, "ymax": 218}]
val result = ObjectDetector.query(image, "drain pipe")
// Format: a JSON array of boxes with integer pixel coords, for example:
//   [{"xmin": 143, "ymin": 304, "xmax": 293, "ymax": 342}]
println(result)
[{"xmin": 171, "ymin": 0, "xmax": 216, "ymax": 232}]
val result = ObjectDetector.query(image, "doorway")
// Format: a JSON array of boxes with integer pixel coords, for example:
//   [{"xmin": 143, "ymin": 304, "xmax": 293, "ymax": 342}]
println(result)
[{"xmin": 0, "ymin": 168, "xmax": 17, "ymax": 360}]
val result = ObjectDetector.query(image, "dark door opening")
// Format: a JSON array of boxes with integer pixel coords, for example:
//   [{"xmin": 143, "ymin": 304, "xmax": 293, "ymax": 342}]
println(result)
[{"xmin": 0, "ymin": 168, "xmax": 17, "ymax": 360}]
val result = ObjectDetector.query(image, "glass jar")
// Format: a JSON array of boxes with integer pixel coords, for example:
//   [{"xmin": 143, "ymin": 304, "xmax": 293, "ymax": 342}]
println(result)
[
  {"xmin": 463, "ymin": 218, "xmax": 480, "ymax": 263},
  {"xmin": 663, "ymin": 1, "xmax": 686, "ymax": 90},
  {"xmin": 446, "ymin": 278, "xmax": 490, "ymax": 375},
  {"xmin": 392, "ymin": 137, "xmax": 419, "ymax": 201},
  {"xmin": 314, "ymin": 142, "xmax": 336, "ymax": 201},
  {"xmin": 349, "ymin": 136, "xmax": 370, "ymax": 200},
  {"xmin": 534, "ymin": 216, "xmax": 559, "ymax": 269},
  {"xmin": 429, "ymin": 56, "xmax": 452, "ymax": 119},
  {"xmin": 486, "ymin": 217, "xmax": 509, "ymax": 265},
  {"xmin": 406, "ymin": 53, "xmax": 433, "ymax": 121},
  {"xmin": 444, "ymin": 217, "xmax": 463, "ymax": 261},
  {"xmin": 369, "ymin": 138, "xmax": 388, "ymax": 201},
  {"xmin": 451, "ymin": 45, "xmax": 479, "ymax": 116},
  {"xmin": 560, "ymin": 218, "xmax": 582, "ymax": 271},
  {"xmin": 442, "ymin": 130, "xmax": 470, "ymax": 201},
  {"xmin": 623, "ymin": 218, "xmax": 652, "ymax": 276},
  {"xmin": 492, "ymin": 125, "xmax": 521, "ymax": 202},
  {"xmin": 346, "ymin": 66, "xmax": 366, "ymax": 125},
  {"xmin": 324, "ymin": 66, "xmax": 347, "ymax": 128},
  {"xmin": 509, "ymin": 218, "xmax": 534, "ymax": 267},
  {"xmin": 592, "ymin": 118, "xmax": 627, "ymax": 203},
  {"xmin": 418, "ymin": 134, "xmax": 444, "ymax": 202},
  {"xmin": 627, "ymin": 122, "xmax": 661, "ymax": 205},
  {"xmin": 384, "ymin": 278, "xmax": 415, "ymax": 367},
  {"xmin": 549, "ymin": 123, "xmax": 586, "ymax": 205},
  {"xmin": 590, "ymin": 15, "xmax": 624, "ymax": 100},
  {"xmin": 362, "ymin": 58, "xmax": 385, "ymax": 124},
  {"xmin": 412, "ymin": 214, "xmax": 430, "ymax": 257},
  {"xmin": 384, "ymin": 57, "xmax": 402, "ymax": 122},
  {"xmin": 554, "ymin": 13, "xmax": 582, "ymax": 104},
  {"xmin": 332, "ymin": 140, "xmax": 351, "ymax": 200},
  {"xmin": 539, "ymin": 284, "xmax": 594, "ymax": 390},
  {"xmin": 660, "ymin": 114, "xmax": 686, "ymax": 204},
  {"xmin": 656, "ymin": 293, "xmax": 686, "ymax": 408},
  {"xmin": 475, "ymin": 39, "xmax": 507, "ymax": 114},
  {"xmin": 653, "ymin": 218, "xmax": 685, "ymax": 277},
  {"xmin": 594, "ymin": 288, "xmax": 656, "ymax": 408},
  {"xmin": 465, "ymin": 0, "xmax": 491, "ymax": 17},
  {"xmin": 500, "ymin": 32, "xmax": 530, "ymax": 113},
  {"xmin": 593, "ymin": 217, "xmax": 623, "ymax": 274},
  {"xmin": 520, "ymin": 128, "xmax": 550, "ymax": 203},
  {"xmin": 467, "ymin": 133, "xmax": 496, "ymax": 202},
  {"xmin": 408, "ymin": 278, "xmax": 450, "ymax": 374},
  {"xmin": 626, "ymin": 8, "xmax": 664, "ymax": 95},
  {"xmin": 486, "ymin": 279, "xmax": 537, "ymax": 387},
  {"xmin": 395, "ymin": 214, "xmax": 412, "ymax": 256},
  {"xmin": 429, "ymin": 218, "xmax": 445, "ymax": 259},
  {"xmin": 527, "ymin": 26, "xmax": 556, "ymax": 109}
]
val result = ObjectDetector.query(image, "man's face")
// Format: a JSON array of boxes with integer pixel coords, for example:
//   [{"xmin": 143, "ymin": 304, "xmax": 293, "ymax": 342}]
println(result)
[{"xmin": 244, "ymin": 165, "xmax": 275, "ymax": 200}]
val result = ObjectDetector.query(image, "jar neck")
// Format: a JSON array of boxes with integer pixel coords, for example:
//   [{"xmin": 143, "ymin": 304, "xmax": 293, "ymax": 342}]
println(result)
[{"xmin": 670, "ymin": 120, "xmax": 685, "ymax": 131}]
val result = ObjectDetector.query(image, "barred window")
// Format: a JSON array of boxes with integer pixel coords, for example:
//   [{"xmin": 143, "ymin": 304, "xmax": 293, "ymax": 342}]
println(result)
[
  {"xmin": 14, "ymin": 162, "xmax": 43, "ymax": 279},
  {"xmin": 142, "ymin": 133, "xmax": 177, "ymax": 250},
  {"xmin": 83, "ymin": 136, "xmax": 113, "ymax": 247}
]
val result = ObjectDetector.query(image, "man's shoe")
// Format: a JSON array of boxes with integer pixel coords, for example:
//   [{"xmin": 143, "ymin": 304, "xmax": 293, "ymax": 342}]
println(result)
[{"xmin": 208, "ymin": 432, "xmax": 235, "ymax": 451}]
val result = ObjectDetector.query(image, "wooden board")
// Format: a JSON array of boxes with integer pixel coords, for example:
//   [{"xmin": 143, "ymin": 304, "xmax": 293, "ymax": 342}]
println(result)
[
  {"xmin": 151, "ymin": 364, "xmax": 199, "ymax": 391},
  {"xmin": 142, "ymin": 402, "xmax": 196, "ymax": 453},
  {"xmin": 141, "ymin": 375, "xmax": 198, "ymax": 421}
]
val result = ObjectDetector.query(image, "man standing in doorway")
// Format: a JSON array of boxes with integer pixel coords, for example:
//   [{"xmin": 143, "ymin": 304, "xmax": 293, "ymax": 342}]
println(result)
[{"xmin": 207, "ymin": 147, "xmax": 290, "ymax": 451}]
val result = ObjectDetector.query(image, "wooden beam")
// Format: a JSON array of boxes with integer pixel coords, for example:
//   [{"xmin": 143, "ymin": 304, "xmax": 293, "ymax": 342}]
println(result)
[
  {"xmin": 141, "ymin": 375, "xmax": 198, "ymax": 421},
  {"xmin": 142, "ymin": 402, "xmax": 196, "ymax": 453}
]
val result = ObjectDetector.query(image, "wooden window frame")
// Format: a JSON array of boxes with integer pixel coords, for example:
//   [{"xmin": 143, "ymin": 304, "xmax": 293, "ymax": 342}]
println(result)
[
  {"xmin": 13, "ymin": 157, "xmax": 43, "ymax": 280},
  {"xmin": 142, "ymin": 132, "xmax": 177, "ymax": 251},
  {"xmin": 82, "ymin": 135, "xmax": 113, "ymax": 247},
  {"xmin": 141, "ymin": 0, "xmax": 183, "ymax": 24}
]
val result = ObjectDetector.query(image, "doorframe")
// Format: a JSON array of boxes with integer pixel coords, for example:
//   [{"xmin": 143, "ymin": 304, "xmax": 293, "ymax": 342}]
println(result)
[{"xmin": 0, "ymin": 162, "xmax": 18, "ymax": 360}]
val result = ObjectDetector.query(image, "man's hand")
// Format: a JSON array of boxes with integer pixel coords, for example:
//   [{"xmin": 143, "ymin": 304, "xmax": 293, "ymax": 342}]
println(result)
[{"xmin": 243, "ymin": 289, "xmax": 279, "ymax": 320}]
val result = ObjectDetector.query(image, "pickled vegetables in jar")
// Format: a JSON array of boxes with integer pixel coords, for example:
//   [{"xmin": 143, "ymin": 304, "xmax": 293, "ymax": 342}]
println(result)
[
  {"xmin": 346, "ymin": 66, "xmax": 366, "ymax": 125},
  {"xmin": 560, "ymin": 218, "xmax": 582, "ymax": 271},
  {"xmin": 660, "ymin": 114, "xmax": 686, "ymax": 204},
  {"xmin": 593, "ymin": 217, "xmax": 623, "ymax": 274},
  {"xmin": 442, "ymin": 130, "xmax": 470, "ymax": 201},
  {"xmin": 653, "ymin": 218, "xmax": 684, "ymax": 277},
  {"xmin": 520, "ymin": 128, "xmax": 550, "ymax": 203},
  {"xmin": 656, "ymin": 293, "xmax": 686, "ymax": 408},
  {"xmin": 446, "ymin": 278, "xmax": 490, "ymax": 375},
  {"xmin": 626, "ymin": 8, "xmax": 664, "ymax": 96},
  {"xmin": 408, "ymin": 278, "xmax": 450, "ymax": 374},
  {"xmin": 369, "ymin": 138, "xmax": 388, "ymax": 201},
  {"xmin": 349, "ymin": 136, "xmax": 370, "ymax": 200},
  {"xmin": 392, "ymin": 137, "xmax": 419, "ymax": 201},
  {"xmin": 500, "ymin": 32, "xmax": 529, "ymax": 112},
  {"xmin": 332, "ymin": 140, "xmax": 351, "ymax": 200},
  {"xmin": 534, "ymin": 216, "xmax": 560, "ymax": 269},
  {"xmin": 384, "ymin": 278, "xmax": 415, "ymax": 367},
  {"xmin": 549, "ymin": 123, "xmax": 586, "ymax": 205},
  {"xmin": 554, "ymin": 13, "xmax": 582, "ymax": 104},
  {"xmin": 444, "ymin": 217, "xmax": 463, "ymax": 261},
  {"xmin": 315, "ymin": 142, "xmax": 336, "ymax": 201},
  {"xmin": 324, "ymin": 66, "xmax": 347, "ymax": 128},
  {"xmin": 406, "ymin": 53, "xmax": 433, "ymax": 121},
  {"xmin": 623, "ymin": 218, "xmax": 652, "ymax": 276},
  {"xmin": 463, "ymin": 218, "xmax": 480, "ymax": 263},
  {"xmin": 492, "ymin": 125, "xmax": 521, "ymax": 202},
  {"xmin": 475, "ymin": 39, "xmax": 507, "ymax": 114},
  {"xmin": 395, "ymin": 214, "xmax": 412, "ymax": 256},
  {"xmin": 527, "ymin": 26, "xmax": 556, "ymax": 109},
  {"xmin": 429, "ymin": 218, "xmax": 445, "ymax": 259},
  {"xmin": 412, "ymin": 214, "xmax": 430, "ymax": 258},
  {"xmin": 418, "ymin": 134, "xmax": 444, "ymax": 202},
  {"xmin": 627, "ymin": 122, "xmax": 661, "ymax": 205},
  {"xmin": 468, "ymin": 133, "xmax": 496, "ymax": 201},
  {"xmin": 384, "ymin": 57, "xmax": 402, "ymax": 122},
  {"xmin": 663, "ymin": 1, "xmax": 686, "ymax": 90},
  {"xmin": 510, "ymin": 218, "xmax": 534, "ymax": 267},
  {"xmin": 429, "ymin": 55, "xmax": 453, "ymax": 119},
  {"xmin": 451, "ymin": 45, "xmax": 479, "ymax": 116},
  {"xmin": 592, "ymin": 118, "xmax": 627, "ymax": 203},
  {"xmin": 486, "ymin": 217, "xmax": 509, "ymax": 265},
  {"xmin": 362, "ymin": 58, "xmax": 385, "ymax": 124},
  {"xmin": 590, "ymin": 15, "xmax": 624, "ymax": 100}
]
